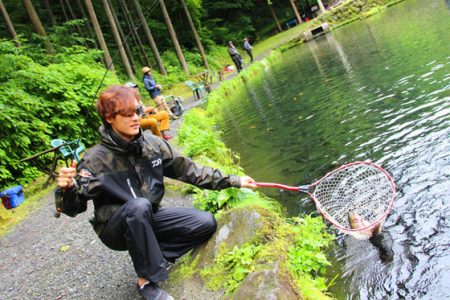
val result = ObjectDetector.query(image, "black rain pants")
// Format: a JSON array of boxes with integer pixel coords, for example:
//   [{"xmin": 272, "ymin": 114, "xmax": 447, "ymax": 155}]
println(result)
[
  {"xmin": 99, "ymin": 197, "xmax": 217, "ymax": 283},
  {"xmin": 245, "ymin": 49, "xmax": 254, "ymax": 62},
  {"xmin": 231, "ymin": 54, "xmax": 243, "ymax": 73}
]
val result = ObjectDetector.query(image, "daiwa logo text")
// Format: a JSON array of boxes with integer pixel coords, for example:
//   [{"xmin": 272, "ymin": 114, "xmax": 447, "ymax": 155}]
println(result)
[{"xmin": 152, "ymin": 158, "xmax": 162, "ymax": 167}]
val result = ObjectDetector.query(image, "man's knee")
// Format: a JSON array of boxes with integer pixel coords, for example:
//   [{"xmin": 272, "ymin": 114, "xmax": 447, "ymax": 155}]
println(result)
[
  {"xmin": 140, "ymin": 118, "xmax": 157, "ymax": 129},
  {"xmin": 198, "ymin": 211, "xmax": 217, "ymax": 236},
  {"xmin": 124, "ymin": 197, "xmax": 153, "ymax": 221},
  {"xmin": 155, "ymin": 111, "xmax": 169, "ymax": 121},
  {"xmin": 160, "ymin": 111, "xmax": 169, "ymax": 119},
  {"xmin": 153, "ymin": 95, "xmax": 164, "ymax": 105}
]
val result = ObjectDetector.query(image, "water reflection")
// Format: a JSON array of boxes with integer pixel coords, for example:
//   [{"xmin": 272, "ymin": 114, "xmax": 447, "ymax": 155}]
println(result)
[{"xmin": 216, "ymin": 0, "xmax": 450, "ymax": 298}]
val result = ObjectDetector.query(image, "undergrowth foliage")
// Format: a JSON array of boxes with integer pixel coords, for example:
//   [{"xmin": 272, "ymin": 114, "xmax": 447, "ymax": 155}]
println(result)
[
  {"xmin": 289, "ymin": 216, "xmax": 335, "ymax": 299},
  {"xmin": 0, "ymin": 38, "xmax": 117, "ymax": 187},
  {"xmin": 201, "ymin": 243, "xmax": 262, "ymax": 294}
]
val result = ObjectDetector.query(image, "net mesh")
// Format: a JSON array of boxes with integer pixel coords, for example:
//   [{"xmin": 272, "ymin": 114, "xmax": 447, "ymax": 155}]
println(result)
[{"xmin": 313, "ymin": 163, "xmax": 394, "ymax": 235}]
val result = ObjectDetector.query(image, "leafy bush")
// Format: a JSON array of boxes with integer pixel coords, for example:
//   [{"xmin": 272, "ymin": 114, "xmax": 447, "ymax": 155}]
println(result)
[
  {"xmin": 201, "ymin": 243, "xmax": 262, "ymax": 294},
  {"xmin": 177, "ymin": 108, "xmax": 233, "ymax": 164},
  {"xmin": 288, "ymin": 216, "xmax": 335, "ymax": 299},
  {"xmin": 0, "ymin": 38, "xmax": 118, "ymax": 187}
]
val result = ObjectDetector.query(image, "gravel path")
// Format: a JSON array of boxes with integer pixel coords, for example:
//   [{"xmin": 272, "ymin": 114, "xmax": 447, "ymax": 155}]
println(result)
[{"xmin": 0, "ymin": 182, "xmax": 194, "ymax": 300}]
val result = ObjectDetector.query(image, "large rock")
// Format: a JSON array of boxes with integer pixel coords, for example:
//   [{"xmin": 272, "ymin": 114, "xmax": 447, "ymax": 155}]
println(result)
[{"xmin": 164, "ymin": 206, "xmax": 300, "ymax": 299}]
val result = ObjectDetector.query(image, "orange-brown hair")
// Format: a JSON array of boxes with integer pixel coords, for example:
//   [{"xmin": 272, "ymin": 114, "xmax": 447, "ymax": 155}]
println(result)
[{"xmin": 96, "ymin": 85, "xmax": 141, "ymax": 121}]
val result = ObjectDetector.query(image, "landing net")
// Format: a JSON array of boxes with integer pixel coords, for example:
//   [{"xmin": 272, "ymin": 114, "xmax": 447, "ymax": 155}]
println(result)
[{"xmin": 313, "ymin": 162, "xmax": 395, "ymax": 234}]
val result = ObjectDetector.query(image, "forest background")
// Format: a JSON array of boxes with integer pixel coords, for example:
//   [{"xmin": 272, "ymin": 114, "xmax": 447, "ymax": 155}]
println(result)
[{"xmin": 0, "ymin": 0, "xmax": 333, "ymax": 188}]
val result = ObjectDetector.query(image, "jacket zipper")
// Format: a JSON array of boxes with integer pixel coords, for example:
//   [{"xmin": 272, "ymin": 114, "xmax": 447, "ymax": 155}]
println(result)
[{"xmin": 127, "ymin": 178, "xmax": 137, "ymax": 199}]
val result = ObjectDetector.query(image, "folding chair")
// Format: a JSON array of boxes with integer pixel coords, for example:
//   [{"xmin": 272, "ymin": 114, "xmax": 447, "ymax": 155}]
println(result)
[{"xmin": 185, "ymin": 80, "xmax": 206, "ymax": 100}]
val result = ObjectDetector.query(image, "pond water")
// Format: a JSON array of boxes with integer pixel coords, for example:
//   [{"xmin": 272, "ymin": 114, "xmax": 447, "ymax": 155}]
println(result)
[{"xmin": 215, "ymin": 0, "xmax": 450, "ymax": 299}]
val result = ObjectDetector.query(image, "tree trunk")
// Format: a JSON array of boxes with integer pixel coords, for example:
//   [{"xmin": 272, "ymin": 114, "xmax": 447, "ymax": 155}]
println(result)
[
  {"xmin": 317, "ymin": 0, "xmax": 326, "ymax": 14},
  {"xmin": 159, "ymin": 0, "xmax": 189, "ymax": 75},
  {"xmin": 23, "ymin": 0, "xmax": 54, "ymax": 53},
  {"xmin": 0, "ymin": 0, "xmax": 20, "ymax": 46},
  {"xmin": 76, "ymin": 0, "xmax": 100, "ymax": 50},
  {"xmin": 63, "ymin": 0, "xmax": 85, "ymax": 39},
  {"xmin": 289, "ymin": 0, "xmax": 303, "ymax": 25},
  {"xmin": 85, "ymin": 0, "xmax": 114, "ymax": 70},
  {"xmin": 42, "ymin": 0, "xmax": 56, "ymax": 25},
  {"xmin": 268, "ymin": 2, "xmax": 282, "ymax": 33},
  {"xmin": 179, "ymin": 0, "xmax": 209, "ymax": 69},
  {"xmin": 107, "ymin": 0, "xmax": 137, "ymax": 73},
  {"xmin": 132, "ymin": 0, "xmax": 166, "ymax": 75},
  {"xmin": 118, "ymin": 0, "xmax": 149, "ymax": 67},
  {"xmin": 101, "ymin": 0, "xmax": 134, "ymax": 80},
  {"xmin": 59, "ymin": 0, "xmax": 70, "ymax": 23}
]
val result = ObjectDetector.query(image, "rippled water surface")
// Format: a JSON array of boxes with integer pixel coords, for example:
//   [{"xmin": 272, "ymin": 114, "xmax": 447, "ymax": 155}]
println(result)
[{"xmin": 215, "ymin": 0, "xmax": 450, "ymax": 299}]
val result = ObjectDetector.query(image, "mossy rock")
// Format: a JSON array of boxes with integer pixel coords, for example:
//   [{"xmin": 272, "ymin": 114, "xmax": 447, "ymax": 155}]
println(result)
[{"xmin": 164, "ymin": 206, "xmax": 300, "ymax": 299}]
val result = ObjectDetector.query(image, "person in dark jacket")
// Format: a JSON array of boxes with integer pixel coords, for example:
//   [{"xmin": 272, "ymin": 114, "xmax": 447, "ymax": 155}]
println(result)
[
  {"xmin": 55, "ymin": 85, "xmax": 257, "ymax": 300},
  {"xmin": 227, "ymin": 41, "xmax": 243, "ymax": 73},
  {"xmin": 243, "ymin": 37, "xmax": 254, "ymax": 62},
  {"xmin": 142, "ymin": 66, "xmax": 176, "ymax": 120}
]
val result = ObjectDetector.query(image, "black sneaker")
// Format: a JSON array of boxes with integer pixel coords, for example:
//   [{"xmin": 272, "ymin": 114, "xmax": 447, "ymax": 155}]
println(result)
[{"xmin": 137, "ymin": 282, "xmax": 174, "ymax": 300}]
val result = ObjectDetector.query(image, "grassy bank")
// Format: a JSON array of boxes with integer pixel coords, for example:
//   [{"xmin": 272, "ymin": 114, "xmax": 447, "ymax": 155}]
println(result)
[{"xmin": 176, "ymin": 108, "xmax": 335, "ymax": 299}]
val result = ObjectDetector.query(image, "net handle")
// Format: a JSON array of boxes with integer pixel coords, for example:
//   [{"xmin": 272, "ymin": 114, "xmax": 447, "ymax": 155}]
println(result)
[{"xmin": 255, "ymin": 182, "xmax": 311, "ymax": 193}]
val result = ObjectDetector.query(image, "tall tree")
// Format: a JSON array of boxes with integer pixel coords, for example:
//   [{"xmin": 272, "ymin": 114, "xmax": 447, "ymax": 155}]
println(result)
[
  {"xmin": 42, "ymin": 0, "xmax": 56, "ymax": 25},
  {"xmin": 118, "ymin": 0, "xmax": 150, "ymax": 67},
  {"xmin": 159, "ymin": 0, "xmax": 189, "ymax": 75},
  {"xmin": 267, "ymin": 1, "xmax": 282, "ymax": 33},
  {"xmin": 317, "ymin": 0, "xmax": 326, "ymax": 14},
  {"xmin": 63, "ymin": 0, "xmax": 85, "ymax": 39},
  {"xmin": 59, "ymin": 0, "xmax": 69, "ymax": 23},
  {"xmin": 23, "ymin": 0, "xmax": 55, "ymax": 53},
  {"xmin": 132, "ymin": 0, "xmax": 166, "ymax": 75},
  {"xmin": 101, "ymin": 0, "xmax": 134, "ymax": 80},
  {"xmin": 179, "ymin": 0, "xmax": 209, "ymax": 69},
  {"xmin": 76, "ymin": 0, "xmax": 100, "ymax": 50},
  {"xmin": 107, "ymin": 0, "xmax": 137, "ymax": 72},
  {"xmin": 0, "ymin": 0, "xmax": 20, "ymax": 46},
  {"xmin": 85, "ymin": 0, "xmax": 114, "ymax": 70},
  {"xmin": 290, "ymin": 0, "xmax": 303, "ymax": 24}
]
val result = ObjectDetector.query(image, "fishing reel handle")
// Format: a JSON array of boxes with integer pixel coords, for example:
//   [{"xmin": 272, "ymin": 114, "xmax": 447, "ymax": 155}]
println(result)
[{"xmin": 54, "ymin": 160, "xmax": 77, "ymax": 218}]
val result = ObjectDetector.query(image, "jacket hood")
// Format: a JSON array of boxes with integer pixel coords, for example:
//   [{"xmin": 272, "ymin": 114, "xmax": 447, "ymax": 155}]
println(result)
[{"xmin": 98, "ymin": 125, "xmax": 144, "ymax": 155}]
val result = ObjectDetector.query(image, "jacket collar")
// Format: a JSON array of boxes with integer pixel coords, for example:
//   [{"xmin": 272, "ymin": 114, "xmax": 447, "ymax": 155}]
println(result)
[{"xmin": 99, "ymin": 125, "xmax": 144, "ymax": 155}]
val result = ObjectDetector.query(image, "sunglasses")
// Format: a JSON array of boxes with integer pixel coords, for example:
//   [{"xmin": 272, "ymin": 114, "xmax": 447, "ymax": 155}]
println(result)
[
  {"xmin": 135, "ymin": 105, "xmax": 146, "ymax": 117},
  {"xmin": 114, "ymin": 104, "xmax": 146, "ymax": 117}
]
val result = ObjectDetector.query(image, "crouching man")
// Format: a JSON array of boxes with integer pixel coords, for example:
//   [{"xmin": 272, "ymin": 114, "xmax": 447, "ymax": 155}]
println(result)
[{"xmin": 55, "ymin": 85, "xmax": 257, "ymax": 299}]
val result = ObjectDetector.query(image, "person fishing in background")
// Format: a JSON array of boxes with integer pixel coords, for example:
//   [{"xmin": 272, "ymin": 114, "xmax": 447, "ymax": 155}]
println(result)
[
  {"xmin": 142, "ymin": 66, "xmax": 177, "ymax": 120},
  {"xmin": 55, "ymin": 85, "xmax": 257, "ymax": 300},
  {"xmin": 243, "ymin": 37, "xmax": 254, "ymax": 63},
  {"xmin": 227, "ymin": 40, "xmax": 243, "ymax": 73}
]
